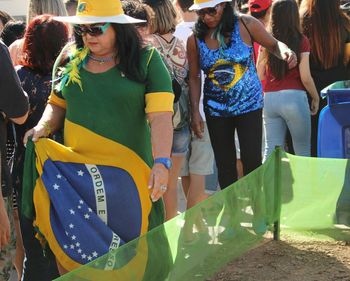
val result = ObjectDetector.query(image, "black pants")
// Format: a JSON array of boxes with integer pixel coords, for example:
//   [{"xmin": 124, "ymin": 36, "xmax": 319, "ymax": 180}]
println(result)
[{"xmin": 206, "ymin": 109, "xmax": 262, "ymax": 189}]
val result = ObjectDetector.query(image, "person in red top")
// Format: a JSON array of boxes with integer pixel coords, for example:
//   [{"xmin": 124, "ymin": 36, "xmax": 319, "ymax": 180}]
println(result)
[
  {"xmin": 257, "ymin": 0, "xmax": 319, "ymax": 160},
  {"xmin": 249, "ymin": 0, "xmax": 272, "ymax": 63}
]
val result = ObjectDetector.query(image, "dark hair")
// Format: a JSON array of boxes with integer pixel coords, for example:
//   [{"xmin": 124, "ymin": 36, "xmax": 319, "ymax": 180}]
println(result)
[
  {"xmin": 122, "ymin": 0, "xmax": 154, "ymax": 28},
  {"xmin": 74, "ymin": 23, "xmax": 144, "ymax": 82},
  {"xmin": 250, "ymin": 8, "xmax": 268, "ymax": 19},
  {"xmin": 193, "ymin": 2, "xmax": 237, "ymax": 40},
  {"xmin": 0, "ymin": 21, "xmax": 26, "ymax": 47},
  {"xmin": 266, "ymin": 0, "xmax": 301, "ymax": 80},
  {"xmin": 177, "ymin": 0, "xmax": 194, "ymax": 12},
  {"xmin": 0, "ymin": 10, "xmax": 14, "ymax": 27},
  {"xmin": 21, "ymin": 14, "xmax": 69, "ymax": 74},
  {"xmin": 300, "ymin": 0, "xmax": 350, "ymax": 69}
]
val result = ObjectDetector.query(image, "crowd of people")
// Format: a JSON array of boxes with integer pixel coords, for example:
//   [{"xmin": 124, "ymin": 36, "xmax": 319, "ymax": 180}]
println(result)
[{"xmin": 0, "ymin": 0, "xmax": 349, "ymax": 280}]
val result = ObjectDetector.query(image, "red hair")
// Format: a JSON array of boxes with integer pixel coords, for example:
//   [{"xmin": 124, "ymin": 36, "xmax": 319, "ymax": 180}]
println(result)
[{"xmin": 21, "ymin": 14, "xmax": 69, "ymax": 74}]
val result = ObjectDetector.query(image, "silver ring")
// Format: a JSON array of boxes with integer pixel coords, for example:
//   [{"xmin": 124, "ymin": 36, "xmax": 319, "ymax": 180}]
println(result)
[{"xmin": 160, "ymin": 184, "xmax": 167, "ymax": 192}]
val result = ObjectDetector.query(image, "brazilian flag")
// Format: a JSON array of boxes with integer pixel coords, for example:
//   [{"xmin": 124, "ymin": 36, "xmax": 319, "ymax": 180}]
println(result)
[{"xmin": 22, "ymin": 137, "xmax": 172, "ymax": 280}]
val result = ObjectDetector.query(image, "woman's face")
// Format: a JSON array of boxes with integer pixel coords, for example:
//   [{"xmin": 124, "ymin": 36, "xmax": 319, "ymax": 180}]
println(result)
[
  {"xmin": 197, "ymin": 3, "xmax": 226, "ymax": 29},
  {"xmin": 79, "ymin": 23, "xmax": 117, "ymax": 56}
]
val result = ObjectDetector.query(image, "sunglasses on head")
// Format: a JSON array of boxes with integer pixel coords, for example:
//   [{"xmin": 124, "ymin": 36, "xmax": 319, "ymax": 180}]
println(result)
[
  {"xmin": 74, "ymin": 22, "xmax": 111, "ymax": 36},
  {"xmin": 196, "ymin": 4, "xmax": 220, "ymax": 17}
]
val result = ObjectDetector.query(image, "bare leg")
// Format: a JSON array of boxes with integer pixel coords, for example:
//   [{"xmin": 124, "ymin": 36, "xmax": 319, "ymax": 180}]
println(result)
[
  {"xmin": 181, "ymin": 176, "xmax": 190, "ymax": 199},
  {"xmin": 186, "ymin": 174, "xmax": 207, "ymax": 210},
  {"xmin": 163, "ymin": 155, "xmax": 185, "ymax": 221},
  {"xmin": 237, "ymin": 159, "xmax": 244, "ymax": 179}
]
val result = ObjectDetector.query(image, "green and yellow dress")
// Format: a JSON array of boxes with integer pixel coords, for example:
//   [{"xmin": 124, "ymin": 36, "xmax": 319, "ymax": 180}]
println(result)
[{"xmin": 22, "ymin": 46, "xmax": 174, "ymax": 276}]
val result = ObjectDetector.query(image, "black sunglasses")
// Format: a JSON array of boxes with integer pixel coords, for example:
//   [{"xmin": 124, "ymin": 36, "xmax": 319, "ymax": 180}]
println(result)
[
  {"xmin": 74, "ymin": 23, "xmax": 110, "ymax": 37},
  {"xmin": 196, "ymin": 5, "xmax": 220, "ymax": 17}
]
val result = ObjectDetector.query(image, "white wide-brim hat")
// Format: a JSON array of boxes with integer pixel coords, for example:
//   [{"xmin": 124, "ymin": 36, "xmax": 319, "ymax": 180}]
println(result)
[
  {"xmin": 53, "ymin": 0, "xmax": 145, "ymax": 24},
  {"xmin": 189, "ymin": 0, "xmax": 232, "ymax": 10}
]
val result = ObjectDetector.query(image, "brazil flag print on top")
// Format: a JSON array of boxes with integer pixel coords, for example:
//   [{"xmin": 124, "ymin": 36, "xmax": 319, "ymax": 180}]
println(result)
[{"xmin": 21, "ymin": 46, "xmax": 174, "ymax": 276}]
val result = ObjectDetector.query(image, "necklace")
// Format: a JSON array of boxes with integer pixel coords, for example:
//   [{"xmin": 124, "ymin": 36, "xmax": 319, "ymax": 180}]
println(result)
[{"xmin": 88, "ymin": 54, "xmax": 116, "ymax": 64}]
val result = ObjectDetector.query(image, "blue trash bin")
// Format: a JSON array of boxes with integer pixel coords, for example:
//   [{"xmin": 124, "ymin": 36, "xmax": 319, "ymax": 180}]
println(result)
[{"xmin": 317, "ymin": 80, "xmax": 350, "ymax": 159}]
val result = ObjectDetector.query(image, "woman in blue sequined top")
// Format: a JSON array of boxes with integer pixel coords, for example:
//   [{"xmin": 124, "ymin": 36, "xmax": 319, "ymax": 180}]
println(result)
[{"xmin": 187, "ymin": 0, "xmax": 297, "ymax": 188}]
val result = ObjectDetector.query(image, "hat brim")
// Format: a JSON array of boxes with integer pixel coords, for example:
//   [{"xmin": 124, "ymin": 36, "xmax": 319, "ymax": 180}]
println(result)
[
  {"xmin": 53, "ymin": 14, "xmax": 146, "ymax": 24},
  {"xmin": 189, "ymin": 0, "xmax": 232, "ymax": 10}
]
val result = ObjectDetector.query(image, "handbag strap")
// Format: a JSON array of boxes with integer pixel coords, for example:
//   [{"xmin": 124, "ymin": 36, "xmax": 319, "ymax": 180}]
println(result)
[{"xmin": 240, "ymin": 17, "xmax": 256, "ymax": 62}]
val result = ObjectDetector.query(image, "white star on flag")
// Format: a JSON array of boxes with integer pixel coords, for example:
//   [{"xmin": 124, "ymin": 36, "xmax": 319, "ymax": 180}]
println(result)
[
  {"xmin": 71, "ymin": 235, "xmax": 76, "ymax": 240},
  {"xmin": 92, "ymin": 251, "xmax": 98, "ymax": 257},
  {"xmin": 88, "ymin": 208, "xmax": 93, "ymax": 213},
  {"xmin": 69, "ymin": 224, "xmax": 74, "ymax": 229},
  {"xmin": 77, "ymin": 249, "xmax": 82, "ymax": 254},
  {"xmin": 82, "ymin": 254, "xmax": 87, "ymax": 259},
  {"xmin": 63, "ymin": 245, "xmax": 68, "ymax": 249},
  {"xmin": 69, "ymin": 209, "xmax": 75, "ymax": 215},
  {"xmin": 87, "ymin": 255, "xmax": 92, "ymax": 261},
  {"xmin": 53, "ymin": 184, "xmax": 60, "ymax": 190},
  {"xmin": 70, "ymin": 244, "xmax": 75, "ymax": 249},
  {"xmin": 79, "ymin": 200, "xmax": 84, "ymax": 204},
  {"xmin": 77, "ymin": 170, "xmax": 84, "ymax": 176},
  {"xmin": 78, "ymin": 205, "xmax": 82, "ymax": 209},
  {"xmin": 76, "ymin": 242, "xmax": 80, "ymax": 247},
  {"xmin": 56, "ymin": 174, "xmax": 62, "ymax": 179},
  {"xmin": 84, "ymin": 214, "xmax": 90, "ymax": 219}
]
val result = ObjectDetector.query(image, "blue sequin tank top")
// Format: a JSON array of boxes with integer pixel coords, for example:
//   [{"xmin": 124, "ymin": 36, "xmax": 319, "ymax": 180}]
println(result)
[{"xmin": 198, "ymin": 17, "xmax": 263, "ymax": 117}]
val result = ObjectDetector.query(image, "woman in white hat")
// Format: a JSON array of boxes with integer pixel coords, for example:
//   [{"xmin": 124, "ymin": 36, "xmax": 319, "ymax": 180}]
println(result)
[
  {"xmin": 23, "ymin": 0, "xmax": 174, "ymax": 275},
  {"xmin": 187, "ymin": 0, "xmax": 297, "ymax": 189}
]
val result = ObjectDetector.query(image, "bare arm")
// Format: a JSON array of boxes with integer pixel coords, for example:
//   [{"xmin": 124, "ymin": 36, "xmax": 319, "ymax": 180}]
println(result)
[
  {"xmin": 147, "ymin": 111, "xmax": 173, "ymax": 202},
  {"xmin": 187, "ymin": 34, "xmax": 204, "ymax": 138},
  {"xmin": 299, "ymin": 53, "xmax": 319, "ymax": 115},
  {"xmin": 0, "ymin": 195, "xmax": 10, "ymax": 249},
  {"xmin": 241, "ymin": 15, "xmax": 297, "ymax": 68},
  {"xmin": 23, "ymin": 103, "xmax": 66, "ymax": 144},
  {"xmin": 256, "ymin": 46, "xmax": 267, "ymax": 81},
  {"xmin": 9, "ymin": 112, "xmax": 28, "ymax": 125}
]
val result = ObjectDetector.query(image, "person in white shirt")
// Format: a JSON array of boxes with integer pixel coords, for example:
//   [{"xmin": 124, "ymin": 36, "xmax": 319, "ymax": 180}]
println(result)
[{"xmin": 174, "ymin": 0, "xmax": 216, "ymax": 209}]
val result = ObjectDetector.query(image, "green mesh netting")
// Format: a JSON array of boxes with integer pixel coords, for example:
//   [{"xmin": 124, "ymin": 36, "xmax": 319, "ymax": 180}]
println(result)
[{"xmin": 56, "ymin": 149, "xmax": 350, "ymax": 281}]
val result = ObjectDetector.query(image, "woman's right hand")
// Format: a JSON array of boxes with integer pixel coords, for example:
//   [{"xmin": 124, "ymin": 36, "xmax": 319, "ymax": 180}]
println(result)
[
  {"xmin": 23, "ymin": 123, "xmax": 48, "ymax": 146},
  {"xmin": 191, "ymin": 111, "xmax": 204, "ymax": 139}
]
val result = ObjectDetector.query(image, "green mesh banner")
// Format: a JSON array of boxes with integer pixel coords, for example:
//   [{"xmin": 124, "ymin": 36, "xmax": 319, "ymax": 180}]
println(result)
[
  {"xmin": 279, "ymin": 153, "xmax": 350, "ymax": 241},
  {"xmin": 56, "ymin": 150, "xmax": 350, "ymax": 280}
]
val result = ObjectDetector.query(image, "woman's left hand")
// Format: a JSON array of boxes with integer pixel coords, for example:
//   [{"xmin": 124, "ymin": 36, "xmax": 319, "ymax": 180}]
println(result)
[
  {"xmin": 284, "ymin": 49, "xmax": 298, "ymax": 69},
  {"xmin": 148, "ymin": 163, "xmax": 169, "ymax": 202},
  {"xmin": 310, "ymin": 96, "xmax": 320, "ymax": 115}
]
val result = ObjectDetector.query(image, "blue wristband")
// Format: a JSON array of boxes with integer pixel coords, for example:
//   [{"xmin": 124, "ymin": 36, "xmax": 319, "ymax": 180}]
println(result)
[{"xmin": 154, "ymin": 157, "xmax": 172, "ymax": 170}]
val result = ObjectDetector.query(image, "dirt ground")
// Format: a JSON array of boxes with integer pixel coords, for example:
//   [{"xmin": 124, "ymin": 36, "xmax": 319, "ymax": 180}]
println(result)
[{"xmin": 210, "ymin": 237, "xmax": 350, "ymax": 281}]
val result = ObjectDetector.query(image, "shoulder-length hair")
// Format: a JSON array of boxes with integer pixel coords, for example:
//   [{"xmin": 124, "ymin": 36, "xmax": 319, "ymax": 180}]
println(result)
[
  {"xmin": 144, "ymin": 0, "xmax": 178, "ymax": 34},
  {"xmin": 266, "ymin": 0, "xmax": 302, "ymax": 80},
  {"xmin": 27, "ymin": 0, "xmax": 67, "ymax": 24},
  {"xmin": 193, "ymin": 1, "xmax": 237, "ymax": 40},
  {"xmin": 20, "ymin": 14, "xmax": 69, "ymax": 74},
  {"xmin": 300, "ymin": 0, "xmax": 350, "ymax": 69},
  {"xmin": 74, "ymin": 23, "xmax": 144, "ymax": 83}
]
